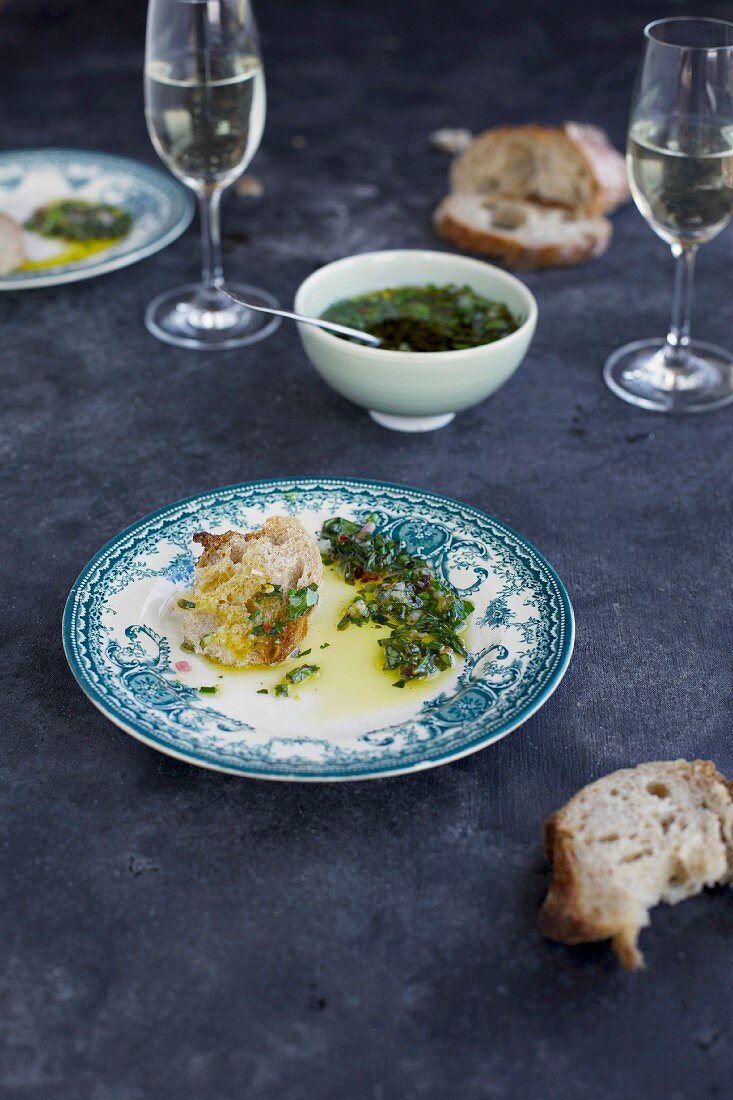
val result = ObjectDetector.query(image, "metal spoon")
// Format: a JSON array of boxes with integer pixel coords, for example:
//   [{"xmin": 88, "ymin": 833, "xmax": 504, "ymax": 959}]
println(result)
[{"xmin": 224, "ymin": 288, "xmax": 381, "ymax": 347}]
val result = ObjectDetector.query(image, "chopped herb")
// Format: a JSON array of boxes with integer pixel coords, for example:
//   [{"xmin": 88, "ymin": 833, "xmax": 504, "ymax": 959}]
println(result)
[
  {"xmin": 247, "ymin": 581, "xmax": 319, "ymax": 637},
  {"xmin": 321, "ymin": 516, "xmax": 473, "ymax": 684},
  {"xmin": 24, "ymin": 199, "xmax": 133, "ymax": 241},
  {"xmin": 199, "ymin": 685, "xmax": 218, "ymax": 695},
  {"xmin": 319, "ymin": 642, "xmax": 330, "ymax": 649},
  {"xmin": 297, "ymin": 648, "xmax": 312, "ymax": 658},
  {"xmin": 180, "ymin": 641, "xmax": 195, "ymax": 653},
  {"xmin": 285, "ymin": 583, "xmax": 319, "ymax": 620},
  {"xmin": 285, "ymin": 663, "xmax": 320, "ymax": 685},
  {"xmin": 321, "ymin": 514, "xmax": 419, "ymax": 584},
  {"xmin": 178, "ymin": 598, "xmax": 196, "ymax": 610},
  {"xmin": 251, "ymin": 621, "xmax": 284, "ymax": 637},
  {"xmin": 320, "ymin": 284, "xmax": 520, "ymax": 352},
  {"xmin": 257, "ymin": 688, "xmax": 269, "ymax": 695},
  {"xmin": 393, "ymin": 679, "xmax": 406, "ymax": 689},
  {"xmin": 272, "ymin": 662, "xmax": 320, "ymax": 698}
]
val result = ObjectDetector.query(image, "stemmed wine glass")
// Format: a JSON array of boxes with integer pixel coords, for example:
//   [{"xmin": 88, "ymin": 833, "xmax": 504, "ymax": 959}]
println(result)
[
  {"xmin": 144, "ymin": 0, "xmax": 279, "ymax": 349},
  {"xmin": 604, "ymin": 18, "xmax": 733, "ymax": 413}
]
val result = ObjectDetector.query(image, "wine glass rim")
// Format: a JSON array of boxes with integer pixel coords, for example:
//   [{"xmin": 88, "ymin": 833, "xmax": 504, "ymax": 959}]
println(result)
[{"xmin": 645, "ymin": 16, "xmax": 733, "ymax": 50}]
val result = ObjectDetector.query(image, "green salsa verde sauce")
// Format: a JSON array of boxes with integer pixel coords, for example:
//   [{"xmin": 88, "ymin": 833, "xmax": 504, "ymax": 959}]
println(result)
[
  {"xmin": 320, "ymin": 283, "xmax": 521, "ymax": 352},
  {"xmin": 24, "ymin": 199, "xmax": 133, "ymax": 242}
]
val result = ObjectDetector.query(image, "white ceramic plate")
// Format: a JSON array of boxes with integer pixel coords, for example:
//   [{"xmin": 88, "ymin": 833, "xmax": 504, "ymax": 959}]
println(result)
[
  {"xmin": 0, "ymin": 148, "xmax": 193, "ymax": 289},
  {"xmin": 63, "ymin": 478, "xmax": 574, "ymax": 781}
]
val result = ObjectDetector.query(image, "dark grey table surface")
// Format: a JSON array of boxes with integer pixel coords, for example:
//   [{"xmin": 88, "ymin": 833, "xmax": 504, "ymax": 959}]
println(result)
[{"xmin": 2, "ymin": 0, "xmax": 732, "ymax": 1097}]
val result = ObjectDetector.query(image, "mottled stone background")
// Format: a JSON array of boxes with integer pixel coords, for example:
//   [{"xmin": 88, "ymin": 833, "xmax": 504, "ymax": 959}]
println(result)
[{"xmin": 1, "ymin": 0, "xmax": 731, "ymax": 1097}]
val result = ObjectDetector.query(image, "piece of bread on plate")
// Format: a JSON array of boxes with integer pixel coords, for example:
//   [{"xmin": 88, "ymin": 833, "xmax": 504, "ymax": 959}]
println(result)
[
  {"xmin": 179, "ymin": 515, "xmax": 323, "ymax": 667},
  {"xmin": 538, "ymin": 760, "xmax": 733, "ymax": 969},
  {"xmin": 434, "ymin": 193, "xmax": 612, "ymax": 270},
  {"xmin": 0, "ymin": 212, "xmax": 24, "ymax": 275},
  {"xmin": 450, "ymin": 122, "xmax": 629, "ymax": 216}
]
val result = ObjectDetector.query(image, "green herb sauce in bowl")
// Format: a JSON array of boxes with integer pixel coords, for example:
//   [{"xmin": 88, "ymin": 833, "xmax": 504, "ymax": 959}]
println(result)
[
  {"xmin": 294, "ymin": 249, "xmax": 538, "ymax": 432},
  {"xmin": 320, "ymin": 283, "xmax": 520, "ymax": 352}
]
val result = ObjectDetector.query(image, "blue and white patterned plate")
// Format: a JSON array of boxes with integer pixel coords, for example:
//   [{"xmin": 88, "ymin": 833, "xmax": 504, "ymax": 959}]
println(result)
[
  {"xmin": 0, "ymin": 148, "xmax": 193, "ymax": 289},
  {"xmin": 62, "ymin": 478, "xmax": 575, "ymax": 781}
]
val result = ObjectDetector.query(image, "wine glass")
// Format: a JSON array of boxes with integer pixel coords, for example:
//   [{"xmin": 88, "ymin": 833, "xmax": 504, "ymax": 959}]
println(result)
[
  {"xmin": 144, "ymin": 0, "xmax": 280, "ymax": 350},
  {"xmin": 604, "ymin": 18, "xmax": 733, "ymax": 413}
]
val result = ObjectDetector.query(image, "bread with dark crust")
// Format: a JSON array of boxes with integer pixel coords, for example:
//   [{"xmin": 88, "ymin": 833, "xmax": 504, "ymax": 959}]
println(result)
[
  {"xmin": 539, "ymin": 760, "xmax": 733, "ymax": 969},
  {"xmin": 450, "ymin": 122, "xmax": 629, "ymax": 216}
]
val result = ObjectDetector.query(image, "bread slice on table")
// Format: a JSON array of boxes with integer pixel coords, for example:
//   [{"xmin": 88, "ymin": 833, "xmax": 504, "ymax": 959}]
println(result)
[
  {"xmin": 0, "ymin": 211, "xmax": 24, "ymax": 275},
  {"xmin": 539, "ymin": 760, "xmax": 733, "ymax": 969},
  {"xmin": 450, "ymin": 122, "xmax": 629, "ymax": 216},
  {"xmin": 434, "ymin": 193, "xmax": 612, "ymax": 270},
  {"xmin": 178, "ymin": 516, "xmax": 323, "ymax": 668}
]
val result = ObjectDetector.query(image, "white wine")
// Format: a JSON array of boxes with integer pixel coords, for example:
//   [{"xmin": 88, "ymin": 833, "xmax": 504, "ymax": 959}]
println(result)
[
  {"xmin": 145, "ymin": 53, "xmax": 265, "ymax": 191},
  {"xmin": 628, "ymin": 120, "xmax": 733, "ymax": 246}
]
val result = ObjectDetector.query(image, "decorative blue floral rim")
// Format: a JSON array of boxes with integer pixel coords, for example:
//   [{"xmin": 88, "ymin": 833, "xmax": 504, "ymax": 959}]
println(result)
[
  {"xmin": 62, "ymin": 478, "xmax": 575, "ymax": 781},
  {"xmin": 0, "ymin": 148, "xmax": 193, "ymax": 290}
]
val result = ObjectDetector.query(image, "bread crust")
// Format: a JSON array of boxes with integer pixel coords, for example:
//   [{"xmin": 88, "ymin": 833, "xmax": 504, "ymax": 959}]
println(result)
[
  {"xmin": 538, "ymin": 818, "xmax": 611, "ymax": 942},
  {"xmin": 433, "ymin": 196, "xmax": 612, "ymax": 270},
  {"xmin": 539, "ymin": 816, "xmax": 642, "ymax": 968},
  {"xmin": 450, "ymin": 122, "xmax": 629, "ymax": 216}
]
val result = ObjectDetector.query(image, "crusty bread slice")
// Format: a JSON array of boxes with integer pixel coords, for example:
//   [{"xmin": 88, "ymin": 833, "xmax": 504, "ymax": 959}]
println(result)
[
  {"xmin": 0, "ymin": 211, "xmax": 24, "ymax": 275},
  {"xmin": 179, "ymin": 516, "xmax": 323, "ymax": 668},
  {"xmin": 450, "ymin": 122, "xmax": 629, "ymax": 216},
  {"xmin": 539, "ymin": 760, "xmax": 733, "ymax": 970},
  {"xmin": 434, "ymin": 193, "xmax": 612, "ymax": 270}
]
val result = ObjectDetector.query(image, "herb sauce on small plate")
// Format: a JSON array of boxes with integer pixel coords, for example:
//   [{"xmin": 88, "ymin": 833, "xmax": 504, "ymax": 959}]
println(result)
[
  {"xmin": 18, "ymin": 199, "xmax": 133, "ymax": 272},
  {"xmin": 320, "ymin": 283, "xmax": 521, "ymax": 352},
  {"xmin": 24, "ymin": 199, "xmax": 133, "ymax": 241}
]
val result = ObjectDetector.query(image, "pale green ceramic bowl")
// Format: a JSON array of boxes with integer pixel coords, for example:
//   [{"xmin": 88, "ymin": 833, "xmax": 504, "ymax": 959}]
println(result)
[{"xmin": 294, "ymin": 249, "xmax": 538, "ymax": 432}]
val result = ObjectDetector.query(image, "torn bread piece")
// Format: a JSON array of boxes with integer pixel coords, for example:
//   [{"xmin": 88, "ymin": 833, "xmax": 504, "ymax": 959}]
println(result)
[
  {"xmin": 178, "ymin": 516, "xmax": 323, "ymax": 667},
  {"xmin": 539, "ymin": 760, "xmax": 733, "ymax": 969}
]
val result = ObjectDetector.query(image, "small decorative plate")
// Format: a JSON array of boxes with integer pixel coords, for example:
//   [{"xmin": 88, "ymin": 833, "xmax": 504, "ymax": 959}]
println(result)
[
  {"xmin": 0, "ymin": 148, "xmax": 193, "ymax": 290},
  {"xmin": 62, "ymin": 478, "xmax": 575, "ymax": 781}
]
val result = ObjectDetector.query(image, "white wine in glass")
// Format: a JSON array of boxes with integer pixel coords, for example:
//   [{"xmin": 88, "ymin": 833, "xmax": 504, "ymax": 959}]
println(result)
[
  {"xmin": 144, "ymin": 0, "xmax": 279, "ymax": 350},
  {"xmin": 146, "ymin": 55, "xmax": 265, "ymax": 190},
  {"xmin": 604, "ymin": 18, "xmax": 733, "ymax": 413}
]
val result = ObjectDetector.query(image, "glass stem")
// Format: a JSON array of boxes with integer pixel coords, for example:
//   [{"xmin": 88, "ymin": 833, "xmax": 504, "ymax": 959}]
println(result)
[
  {"xmin": 198, "ymin": 188, "xmax": 225, "ymax": 297},
  {"xmin": 664, "ymin": 244, "xmax": 697, "ymax": 368}
]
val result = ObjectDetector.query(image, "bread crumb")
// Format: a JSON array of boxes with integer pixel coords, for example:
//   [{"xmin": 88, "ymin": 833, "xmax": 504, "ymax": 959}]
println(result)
[
  {"xmin": 430, "ymin": 128, "xmax": 472, "ymax": 155},
  {"xmin": 235, "ymin": 175, "xmax": 264, "ymax": 199}
]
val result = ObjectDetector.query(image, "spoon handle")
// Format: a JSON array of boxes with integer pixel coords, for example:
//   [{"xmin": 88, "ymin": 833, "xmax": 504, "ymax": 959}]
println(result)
[{"xmin": 224, "ymin": 290, "xmax": 381, "ymax": 346}]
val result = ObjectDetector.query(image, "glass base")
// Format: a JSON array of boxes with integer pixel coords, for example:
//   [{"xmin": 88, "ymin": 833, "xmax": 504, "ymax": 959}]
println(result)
[
  {"xmin": 603, "ymin": 338, "xmax": 733, "ymax": 413},
  {"xmin": 145, "ymin": 282, "xmax": 281, "ymax": 350}
]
